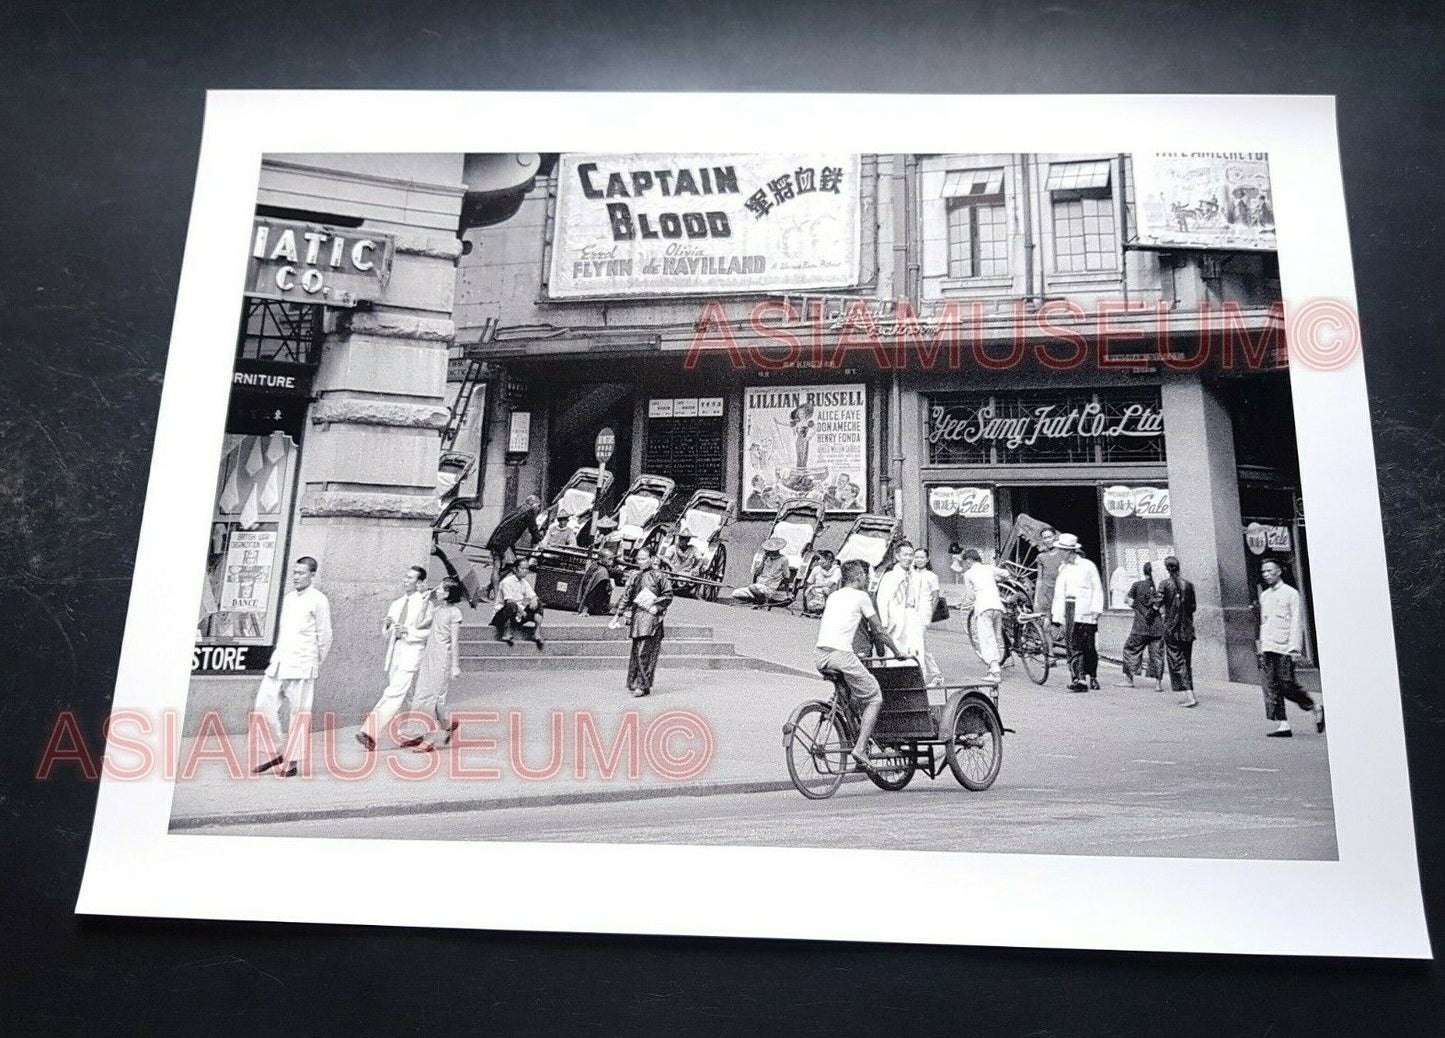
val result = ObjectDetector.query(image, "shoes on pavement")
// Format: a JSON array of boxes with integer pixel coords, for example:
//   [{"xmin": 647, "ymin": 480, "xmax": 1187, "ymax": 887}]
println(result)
[
  {"xmin": 279, "ymin": 763, "xmax": 299, "ymax": 777},
  {"xmin": 355, "ymin": 731, "xmax": 376, "ymax": 751},
  {"xmin": 1067, "ymin": 681, "xmax": 1087, "ymax": 693},
  {"xmin": 533, "ymin": 636, "xmax": 545, "ymax": 651},
  {"xmin": 630, "ymin": 687, "xmax": 650, "ymax": 698},
  {"xmin": 1088, "ymin": 677, "xmax": 1100, "ymax": 690},
  {"xmin": 1315, "ymin": 705, "xmax": 1326, "ymax": 733},
  {"xmin": 397, "ymin": 735, "xmax": 425, "ymax": 748},
  {"xmin": 1179, "ymin": 697, "xmax": 1199, "ymax": 708},
  {"xmin": 1267, "ymin": 728, "xmax": 1293, "ymax": 738},
  {"xmin": 252, "ymin": 754, "xmax": 283, "ymax": 775}
]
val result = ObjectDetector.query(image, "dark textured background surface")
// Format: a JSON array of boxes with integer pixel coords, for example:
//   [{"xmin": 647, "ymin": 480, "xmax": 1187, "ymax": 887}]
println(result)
[{"xmin": 1, "ymin": 1, "xmax": 1442, "ymax": 1033}]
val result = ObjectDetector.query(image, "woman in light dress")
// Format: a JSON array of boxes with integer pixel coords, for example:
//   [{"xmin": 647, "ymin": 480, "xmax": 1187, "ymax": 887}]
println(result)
[{"xmin": 408, "ymin": 578, "xmax": 464, "ymax": 752}]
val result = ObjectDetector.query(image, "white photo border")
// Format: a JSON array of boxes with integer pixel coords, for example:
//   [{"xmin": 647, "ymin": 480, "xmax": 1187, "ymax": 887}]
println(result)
[{"xmin": 77, "ymin": 91, "xmax": 1430, "ymax": 958}]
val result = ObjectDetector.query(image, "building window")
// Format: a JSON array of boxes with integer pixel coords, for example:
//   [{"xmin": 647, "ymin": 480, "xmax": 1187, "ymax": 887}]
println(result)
[
  {"xmin": 943, "ymin": 168, "xmax": 1008, "ymax": 279},
  {"xmin": 1047, "ymin": 160, "xmax": 1117, "ymax": 274},
  {"xmin": 1101, "ymin": 487, "xmax": 1175, "ymax": 610}
]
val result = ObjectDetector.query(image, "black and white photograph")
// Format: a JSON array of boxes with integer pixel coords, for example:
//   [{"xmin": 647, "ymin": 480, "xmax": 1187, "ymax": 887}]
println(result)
[
  {"xmin": 163, "ymin": 146, "xmax": 1336, "ymax": 862},
  {"xmin": 68, "ymin": 91, "xmax": 1427, "ymax": 960}
]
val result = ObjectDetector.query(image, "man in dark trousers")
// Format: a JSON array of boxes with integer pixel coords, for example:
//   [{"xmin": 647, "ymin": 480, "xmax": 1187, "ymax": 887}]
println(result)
[
  {"xmin": 1257, "ymin": 557, "xmax": 1322, "ymax": 737},
  {"xmin": 486, "ymin": 493, "xmax": 541, "ymax": 596},
  {"xmin": 1115, "ymin": 561, "xmax": 1165, "ymax": 690},
  {"xmin": 611, "ymin": 545, "xmax": 674, "ymax": 697},
  {"xmin": 1158, "ymin": 556, "xmax": 1199, "ymax": 708}
]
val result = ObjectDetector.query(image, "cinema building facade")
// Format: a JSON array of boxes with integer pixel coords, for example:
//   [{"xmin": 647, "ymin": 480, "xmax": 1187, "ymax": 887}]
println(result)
[{"xmin": 455, "ymin": 151, "xmax": 1309, "ymax": 684}]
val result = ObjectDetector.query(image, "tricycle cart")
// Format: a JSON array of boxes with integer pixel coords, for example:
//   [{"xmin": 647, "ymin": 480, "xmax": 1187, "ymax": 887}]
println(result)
[{"xmin": 782, "ymin": 658, "xmax": 1005, "ymax": 800}]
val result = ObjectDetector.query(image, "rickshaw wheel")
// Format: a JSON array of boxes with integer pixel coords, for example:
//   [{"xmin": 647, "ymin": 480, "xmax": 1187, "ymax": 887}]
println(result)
[
  {"xmin": 704, "ymin": 544, "xmax": 727, "ymax": 601},
  {"xmin": 866, "ymin": 747, "xmax": 917, "ymax": 791},
  {"xmin": 944, "ymin": 698, "xmax": 1003, "ymax": 791},
  {"xmin": 1018, "ymin": 616, "xmax": 1052, "ymax": 685},
  {"xmin": 435, "ymin": 500, "xmax": 473, "ymax": 546},
  {"xmin": 784, "ymin": 701, "xmax": 848, "ymax": 800}
]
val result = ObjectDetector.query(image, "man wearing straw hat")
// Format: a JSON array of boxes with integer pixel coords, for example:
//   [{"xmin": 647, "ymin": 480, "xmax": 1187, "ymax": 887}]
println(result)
[
  {"xmin": 1050, "ymin": 533, "xmax": 1104, "ymax": 693},
  {"xmin": 731, "ymin": 535, "xmax": 791, "ymax": 606}
]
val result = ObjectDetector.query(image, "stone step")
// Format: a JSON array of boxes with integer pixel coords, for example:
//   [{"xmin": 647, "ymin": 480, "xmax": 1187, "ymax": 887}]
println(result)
[
  {"xmin": 459, "ymin": 654, "xmax": 767, "ymax": 673},
  {"xmin": 459, "ymin": 624, "xmax": 715, "ymax": 643},
  {"xmin": 462, "ymin": 639, "xmax": 739, "ymax": 659}
]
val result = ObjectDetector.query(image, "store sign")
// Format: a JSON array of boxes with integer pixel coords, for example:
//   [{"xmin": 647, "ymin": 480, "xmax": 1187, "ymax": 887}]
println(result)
[
  {"xmin": 1245, "ymin": 521, "xmax": 1292, "ymax": 555},
  {"xmin": 743, "ymin": 384, "xmax": 866, "ymax": 513},
  {"xmin": 930, "ymin": 399, "xmax": 1163, "ymax": 451},
  {"xmin": 245, "ymin": 218, "xmax": 395, "ymax": 306},
  {"xmin": 547, "ymin": 153, "xmax": 861, "ymax": 298},
  {"xmin": 1103, "ymin": 485, "xmax": 1171, "ymax": 519},
  {"xmin": 232, "ymin": 359, "xmax": 313, "ymax": 397},
  {"xmin": 594, "ymin": 426, "xmax": 615, "ymax": 464},
  {"xmin": 1134, "ymin": 152, "xmax": 1277, "ymax": 252},
  {"xmin": 930, "ymin": 486, "xmax": 994, "ymax": 517}
]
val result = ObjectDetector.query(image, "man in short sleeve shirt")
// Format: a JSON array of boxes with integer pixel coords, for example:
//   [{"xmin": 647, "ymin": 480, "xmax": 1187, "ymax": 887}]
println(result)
[{"xmin": 815, "ymin": 558, "xmax": 904, "ymax": 771}]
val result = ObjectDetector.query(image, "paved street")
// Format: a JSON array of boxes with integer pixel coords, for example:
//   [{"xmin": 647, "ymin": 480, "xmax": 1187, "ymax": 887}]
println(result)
[{"xmin": 176, "ymin": 600, "xmax": 1334, "ymax": 859}]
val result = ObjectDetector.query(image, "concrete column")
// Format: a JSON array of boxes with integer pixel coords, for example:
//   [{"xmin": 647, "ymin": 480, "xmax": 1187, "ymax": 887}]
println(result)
[
  {"xmin": 1162, "ymin": 378, "xmax": 1254, "ymax": 683},
  {"xmin": 289, "ymin": 262, "xmax": 458, "ymax": 721}
]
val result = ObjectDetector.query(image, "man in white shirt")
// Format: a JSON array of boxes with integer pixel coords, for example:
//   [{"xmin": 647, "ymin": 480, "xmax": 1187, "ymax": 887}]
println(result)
[
  {"xmin": 357, "ymin": 564, "xmax": 433, "ymax": 751},
  {"xmin": 959, "ymin": 548, "xmax": 1010, "ymax": 683},
  {"xmin": 494, "ymin": 558, "xmax": 545, "ymax": 649},
  {"xmin": 815, "ymin": 559, "xmax": 904, "ymax": 772},
  {"xmin": 1051, "ymin": 534, "xmax": 1105, "ymax": 692},
  {"xmin": 1257, "ymin": 558, "xmax": 1322, "ymax": 737},
  {"xmin": 909, "ymin": 549, "xmax": 943, "ymax": 685},
  {"xmin": 252, "ymin": 556, "xmax": 332, "ymax": 776}
]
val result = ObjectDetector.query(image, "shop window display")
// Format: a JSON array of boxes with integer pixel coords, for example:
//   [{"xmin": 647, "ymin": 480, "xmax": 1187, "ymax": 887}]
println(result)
[
  {"xmin": 1101, "ymin": 484, "xmax": 1174, "ymax": 609},
  {"xmin": 196, "ymin": 431, "xmax": 300, "ymax": 645}
]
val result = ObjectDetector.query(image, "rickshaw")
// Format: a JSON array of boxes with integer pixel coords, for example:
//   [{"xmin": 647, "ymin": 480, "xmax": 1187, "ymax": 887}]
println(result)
[
  {"xmin": 529, "ymin": 467, "xmax": 617, "ymax": 612},
  {"xmin": 600, "ymin": 474, "xmax": 677, "ymax": 564},
  {"xmin": 830, "ymin": 513, "xmax": 903, "ymax": 595},
  {"xmin": 433, "ymin": 450, "xmax": 480, "ymax": 547},
  {"xmin": 651, "ymin": 489, "xmax": 734, "ymax": 601},
  {"xmin": 783, "ymin": 657, "xmax": 1006, "ymax": 800},
  {"xmin": 747, "ymin": 498, "xmax": 827, "ymax": 610},
  {"xmin": 986, "ymin": 513, "xmax": 1058, "ymax": 684}
]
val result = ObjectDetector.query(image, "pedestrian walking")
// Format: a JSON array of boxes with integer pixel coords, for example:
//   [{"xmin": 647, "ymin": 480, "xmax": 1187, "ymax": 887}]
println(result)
[
  {"xmin": 357, "ymin": 564, "xmax": 433, "ymax": 751},
  {"xmin": 1051, "ymin": 534, "xmax": 1104, "ymax": 692},
  {"xmin": 492, "ymin": 558, "xmax": 545, "ymax": 649},
  {"xmin": 908, "ymin": 548, "xmax": 943, "ymax": 685},
  {"xmin": 485, "ymin": 493, "xmax": 542, "ymax": 596},
  {"xmin": 405, "ymin": 578, "xmax": 464, "ymax": 753},
  {"xmin": 251, "ymin": 556, "xmax": 332, "ymax": 776},
  {"xmin": 612, "ymin": 546, "xmax": 673, "ymax": 697},
  {"xmin": 959, "ymin": 548, "xmax": 1010, "ymax": 683},
  {"xmin": 1158, "ymin": 556, "xmax": 1200, "ymax": 707},
  {"xmin": 1116, "ymin": 562, "xmax": 1165, "ymax": 690},
  {"xmin": 1257, "ymin": 558, "xmax": 1322, "ymax": 736}
]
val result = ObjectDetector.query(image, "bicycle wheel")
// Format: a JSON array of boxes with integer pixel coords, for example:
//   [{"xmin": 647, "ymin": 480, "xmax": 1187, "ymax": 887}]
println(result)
[
  {"xmin": 1018, "ymin": 617, "xmax": 1052, "ymax": 685},
  {"xmin": 435, "ymin": 500, "xmax": 473, "ymax": 546},
  {"xmin": 944, "ymin": 698, "xmax": 1004, "ymax": 791},
  {"xmin": 784, "ymin": 701, "xmax": 848, "ymax": 800},
  {"xmin": 867, "ymin": 745, "xmax": 918, "ymax": 791}
]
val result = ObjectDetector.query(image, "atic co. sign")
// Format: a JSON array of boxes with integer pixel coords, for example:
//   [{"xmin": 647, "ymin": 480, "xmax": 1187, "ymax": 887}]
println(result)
[{"xmin": 245, "ymin": 218, "xmax": 395, "ymax": 306}]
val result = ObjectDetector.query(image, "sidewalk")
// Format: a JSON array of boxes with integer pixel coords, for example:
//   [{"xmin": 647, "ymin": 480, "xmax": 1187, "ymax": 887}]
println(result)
[{"xmin": 170, "ymin": 598, "xmax": 1326, "ymax": 831}]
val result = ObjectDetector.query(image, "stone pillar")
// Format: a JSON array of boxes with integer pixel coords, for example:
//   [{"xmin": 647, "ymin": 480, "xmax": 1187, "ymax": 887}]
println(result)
[
  {"xmin": 290, "ymin": 241, "xmax": 460, "ymax": 722},
  {"xmin": 1162, "ymin": 378, "xmax": 1254, "ymax": 683}
]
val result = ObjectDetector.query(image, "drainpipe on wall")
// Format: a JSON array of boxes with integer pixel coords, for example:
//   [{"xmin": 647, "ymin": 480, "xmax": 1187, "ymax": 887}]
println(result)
[
  {"xmin": 1021, "ymin": 154, "xmax": 1036, "ymax": 305},
  {"xmin": 890, "ymin": 154, "xmax": 911, "ymax": 523},
  {"xmin": 1117, "ymin": 153, "xmax": 1130, "ymax": 306}
]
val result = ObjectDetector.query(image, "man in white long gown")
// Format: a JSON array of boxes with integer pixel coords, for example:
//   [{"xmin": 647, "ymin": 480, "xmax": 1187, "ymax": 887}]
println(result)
[
  {"xmin": 251, "ymin": 556, "xmax": 332, "ymax": 776},
  {"xmin": 876, "ymin": 542, "xmax": 940, "ymax": 684}
]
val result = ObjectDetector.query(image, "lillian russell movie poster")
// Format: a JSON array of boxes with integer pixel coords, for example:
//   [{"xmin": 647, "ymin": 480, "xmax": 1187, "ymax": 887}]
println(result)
[{"xmin": 742, "ymin": 383, "xmax": 867, "ymax": 513}]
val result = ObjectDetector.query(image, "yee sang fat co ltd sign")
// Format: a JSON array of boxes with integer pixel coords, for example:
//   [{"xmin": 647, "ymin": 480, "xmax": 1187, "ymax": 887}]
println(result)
[
  {"xmin": 547, "ymin": 153, "xmax": 862, "ymax": 298},
  {"xmin": 246, "ymin": 218, "xmax": 395, "ymax": 307}
]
